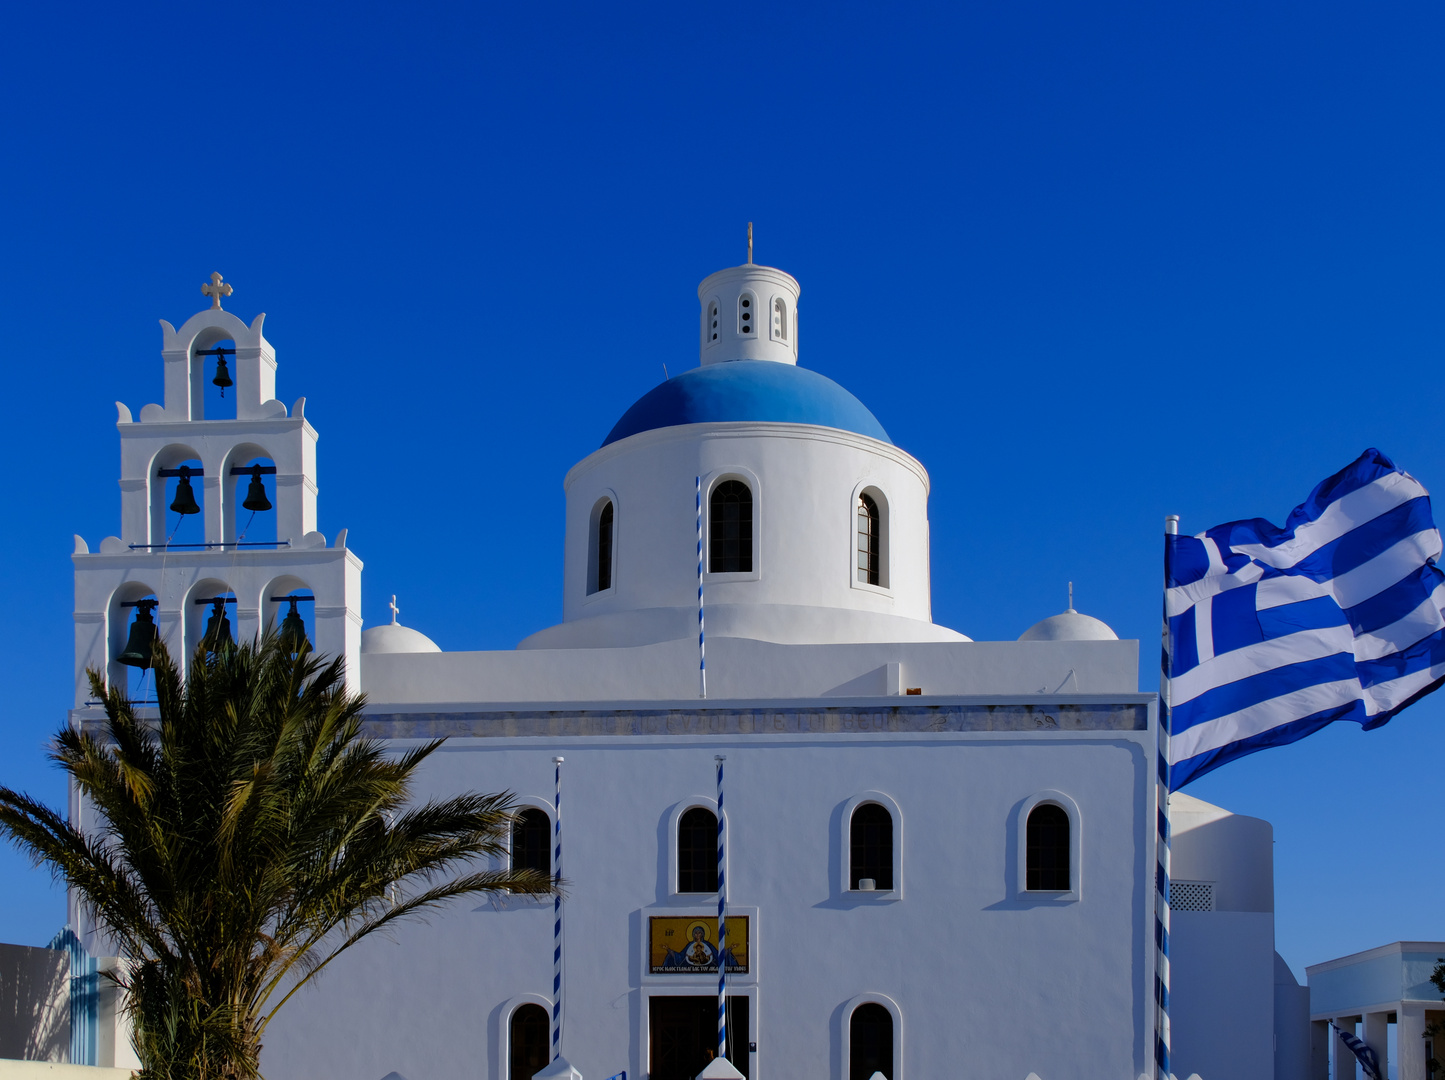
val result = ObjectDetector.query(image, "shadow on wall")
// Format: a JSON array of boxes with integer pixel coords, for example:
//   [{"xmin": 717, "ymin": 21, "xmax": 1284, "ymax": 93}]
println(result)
[{"xmin": 0, "ymin": 942, "xmax": 70, "ymax": 1062}]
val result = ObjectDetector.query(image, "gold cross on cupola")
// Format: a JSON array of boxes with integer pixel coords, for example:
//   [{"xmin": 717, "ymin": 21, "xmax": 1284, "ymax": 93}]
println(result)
[{"xmin": 201, "ymin": 271, "xmax": 233, "ymax": 310}]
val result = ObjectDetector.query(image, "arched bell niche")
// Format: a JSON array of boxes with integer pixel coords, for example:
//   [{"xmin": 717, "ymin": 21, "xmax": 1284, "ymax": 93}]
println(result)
[
  {"xmin": 149, "ymin": 444, "xmax": 205, "ymax": 548},
  {"xmin": 107, "ymin": 581, "xmax": 162, "ymax": 700},
  {"xmin": 221, "ymin": 443, "xmax": 278, "ymax": 547},
  {"xmin": 184, "ymin": 578, "xmax": 237, "ymax": 662},
  {"xmin": 189, "ymin": 326, "xmax": 238, "ymax": 421},
  {"xmin": 262, "ymin": 576, "xmax": 315, "ymax": 654}
]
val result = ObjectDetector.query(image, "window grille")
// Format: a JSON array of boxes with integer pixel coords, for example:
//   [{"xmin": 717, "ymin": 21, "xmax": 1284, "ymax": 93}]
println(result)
[
  {"xmin": 708, "ymin": 300, "xmax": 719, "ymax": 344},
  {"xmin": 596, "ymin": 502, "xmax": 614, "ymax": 592},
  {"xmin": 773, "ymin": 297, "xmax": 788, "ymax": 341},
  {"xmin": 1169, "ymin": 881, "xmax": 1215, "ymax": 912},
  {"xmin": 511, "ymin": 808, "xmax": 551, "ymax": 878},
  {"xmin": 677, "ymin": 807, "xmax": 718, "ymax": 892},
  {"xmin": 1025, "ymin": 804, "xmax": 1070, "ymax": 890},
  {"xmin": 850, "ymin": 803, "xmax": 893, "ymax": 889},
  {"xmin": 709, "ymin": 480, "xmax": 753, "ymax": 573},
  {"xmin": 857, "ymin": 493, "xmax": 880, "ymax": 585}
]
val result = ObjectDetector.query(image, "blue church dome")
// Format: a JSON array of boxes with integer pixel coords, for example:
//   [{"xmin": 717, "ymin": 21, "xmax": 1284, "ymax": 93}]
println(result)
[{"xmin": 603, "ymin": 361, "xmax": 892, "ymax": 447}]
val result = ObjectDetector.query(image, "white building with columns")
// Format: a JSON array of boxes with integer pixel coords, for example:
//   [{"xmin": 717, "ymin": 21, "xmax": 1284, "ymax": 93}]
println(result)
[
  {"xmin": 65, "ymin": 252, "xmax": 1310, "ymax": 1080},
  {"xmin": 1307, "ymin": 941, "xmax": 1445, "ymax": 1080}
]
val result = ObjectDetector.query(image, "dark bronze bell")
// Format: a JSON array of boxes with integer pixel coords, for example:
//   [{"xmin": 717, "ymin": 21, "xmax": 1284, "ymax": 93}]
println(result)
[
  {"xmin": 212, "ymin": 356, "xmax": 233, "ymax": 397},
  {"xmin": 170, "ymin": 466, "xmax": 200, "ymax": 516},
  {"xmin": 202, "ymin": 599, "xmax": 233, "ymax": 651},
  {"xmin": 117, "ymin": 604, "xmax": 157, "ymax": 669},
  {"xmin": 242, "ymin": 466, "xmax": 272, "ymax": 512},
  {"xmin": 279, "ymin": 599, "xmax": 310, "ymax": 653}
]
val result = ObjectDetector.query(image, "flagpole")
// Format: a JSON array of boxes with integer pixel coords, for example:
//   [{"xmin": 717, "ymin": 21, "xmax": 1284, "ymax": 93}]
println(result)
[
  {"xmin": 715, "ymin": 754, "xmax": 728, "ymax": 1065},
  {"xmin": 1155, "ymin": 514, "xmax": 1178, "ymax": 1080},
  {"xmin": 552, "ymin": 755, "xmax": 565, "ymax": 1063},
  {"xmin": 698, "ymin": 477, "xmax": 707, "ymax": 699}
]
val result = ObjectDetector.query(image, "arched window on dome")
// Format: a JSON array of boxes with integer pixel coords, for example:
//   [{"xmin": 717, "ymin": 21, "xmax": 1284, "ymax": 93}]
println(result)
[
  {"xmin": 853, "ymin": 486, "xmax": 889, "ymax": 589},
  {"xmin": 709, "ymin": 480, "xmax": 753, "ymax": 573},
  {"xmin": 849, "ymin": 1003, "xmax": 894, "ymax": 1080},
  {"xmin": 706, "ymin": 299, "xmax": 720, "ymax": 345},
  {"xmin": 588, "ymin": 497, "xmax": 615, "ymax": 595},
  {"xmin": 857, "ymin": 493, "xmax": 880, "ymax": 586},
  {"xmin": 772, "ymin": 296, "xmax": 788, "ymax": 343},
  {"xmin": 738, "ymin": 291, "xmax": 756, "ymax": 336},
  {"xmin": 677, "ymin": 806, "xmax": 718, "ymax": 892},
  {"xmin": 1026, "ymin": 803, "xmax": 1071, "ymax": 891}
]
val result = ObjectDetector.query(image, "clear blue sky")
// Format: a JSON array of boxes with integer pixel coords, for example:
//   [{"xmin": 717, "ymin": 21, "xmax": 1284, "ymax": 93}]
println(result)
[{"xmin": 1, "ymin": 1, "xmax": 1443, "ymax": 982}]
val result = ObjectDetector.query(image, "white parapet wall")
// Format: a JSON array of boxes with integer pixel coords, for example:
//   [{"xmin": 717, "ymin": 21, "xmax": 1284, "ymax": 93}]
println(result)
[{"xmin": 0, "ymin": 1064, "xmax": 134, "ymax": 1079}]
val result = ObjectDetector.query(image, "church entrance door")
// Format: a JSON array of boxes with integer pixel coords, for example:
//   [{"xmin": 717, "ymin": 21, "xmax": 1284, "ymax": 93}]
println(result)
[{"xmin": 648, "ymin": 995, "xmax": 749, "ymax": 1080}]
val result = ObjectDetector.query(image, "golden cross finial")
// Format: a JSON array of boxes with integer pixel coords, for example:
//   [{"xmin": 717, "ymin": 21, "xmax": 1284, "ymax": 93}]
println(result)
[
  {"xmin": 201, "ymin": 272, "xmax": 233, "ymax": 310},
  {"xmin": 389, "ymin": 594, "xmax": 399, "ymax": 625},
  {"xmin": 747, "ymin": 222, "xmax": 753, "ymax": 265}
]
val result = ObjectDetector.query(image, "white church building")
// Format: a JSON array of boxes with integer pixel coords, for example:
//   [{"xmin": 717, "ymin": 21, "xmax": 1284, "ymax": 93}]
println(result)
[{"xmin": 64, "ymin": 252, "xmax": 1310, "ymax": 1080}]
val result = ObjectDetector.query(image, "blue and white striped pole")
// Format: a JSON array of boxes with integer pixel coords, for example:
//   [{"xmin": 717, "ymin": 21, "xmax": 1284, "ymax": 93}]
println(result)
[
  {"xmin": 1156, "ymin": 515, "xmax": 1177, "ymax": 1080},
  {"xmin": 698, "ymin": 477, "xmax": 707, "ymax": 699},
  {"xmin": 552, "ymin": 755, "xmax": 564, "ymax": 1062},
  {"xmin": 715, "ymin": 754, "xmax": 727, "ymax": 1064}
]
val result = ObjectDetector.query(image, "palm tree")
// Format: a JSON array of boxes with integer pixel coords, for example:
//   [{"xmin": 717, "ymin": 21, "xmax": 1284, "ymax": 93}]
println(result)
[{"xmin": 0, "ymin": 635, "xmax": 554, "ymax": 1080}]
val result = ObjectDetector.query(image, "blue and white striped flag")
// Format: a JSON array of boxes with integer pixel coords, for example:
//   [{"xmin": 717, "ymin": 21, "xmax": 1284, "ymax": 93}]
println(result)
[
  {"xmin": 1166, "ymin": 448, "xmax": 1445, "ymax": 789},
  {"xmin": 1331, "ymin": 1022, "xmax": 1383, "ymax": 1080}
]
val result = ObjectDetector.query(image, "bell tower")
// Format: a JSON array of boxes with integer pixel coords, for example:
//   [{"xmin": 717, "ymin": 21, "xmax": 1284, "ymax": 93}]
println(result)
[{"xmin": 71, "ymin": 274, "xmax": 363, "ymax": 706}]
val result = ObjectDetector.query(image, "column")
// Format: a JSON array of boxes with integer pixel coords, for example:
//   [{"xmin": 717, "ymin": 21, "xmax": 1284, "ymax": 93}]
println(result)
[
  {"xmin": 204, "ymin": 473, "xmax": 223, "ymax": 545},
  {"xmin": 1364, "ymin": 1011, "xmax": 1388, "ymax": 1080},
  {"xmin": 1398, "ymin": 1004, "xmax": 1428, "ymax": 1080},
  {"xmin": 1311, "ymin": 1020, "xmax": 1332, "ymax": 1080},
  {"xmin": 1334, "ymin": 1017, "xmax": 1359, "ymax": 1080}
]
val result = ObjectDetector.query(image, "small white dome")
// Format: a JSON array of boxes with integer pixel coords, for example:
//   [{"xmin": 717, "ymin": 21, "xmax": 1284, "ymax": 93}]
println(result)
[
  {"xmin": 1018, "ymin": 608, "xmax": 1118, "ymax": 642},
  {"xmin": 361, "ymin": 622, "xmax": 440, "ymax": 654}
]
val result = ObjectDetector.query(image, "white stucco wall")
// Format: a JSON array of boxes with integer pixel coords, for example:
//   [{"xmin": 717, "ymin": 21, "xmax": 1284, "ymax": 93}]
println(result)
[
  {"xmin": 1169, "ymin": 911, "xmax": 1275, "ymax": 1080},
  {"xmin": 260, "ymin": 720, "xmax": 1156, "ymax": 1080},
  {"xmin": 361, "ymin": 638, "xmax": 1139, "ymax": 705},
  {"xmin": 538, "ymin": 422, "xmax": 954, "ymax": 648}
]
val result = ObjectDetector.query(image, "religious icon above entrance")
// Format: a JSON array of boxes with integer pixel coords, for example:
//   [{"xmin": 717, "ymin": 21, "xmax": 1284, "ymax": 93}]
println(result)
[{"xmin": 648, "ymin": 916, "xmax": 749, "ymax": 974}]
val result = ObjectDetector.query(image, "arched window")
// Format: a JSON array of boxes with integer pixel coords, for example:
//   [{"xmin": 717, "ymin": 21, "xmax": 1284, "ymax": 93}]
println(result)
[
  {"xmin": 849, "ymin": 1003, "xmax": 893, "ymax": 1080},
  {"xmin": 1026, "ymin": 804, "xmax": 1070, "ymax": 890},
  {"xmin": 596, "ymin": 501, "xmax": 614, "ymax": 592},
  {"xmin": 709, "ymin": 480, "xmax": 753, "ymax": 573},
  {"xmin": 772, "ymin": 296, "xmax": 788, "ymax": 342},
  {"xmin": 738, "ymin": 292, "xmax": 756, "ymax": 335},
  {"xmin": 509, "ymin": 1003, "xmax": 550, "ymax": 1080},
  {"xmin": 850, "ymin": 803, "xmax": 893, "ymax": 890},
  {"xmin": 677, "ymin": 806, "xmax": 718, "ymax": 892},
  {"xmin": 511, "ymin": 808, "xmax": 551, "ymax": 877},
  {"xmin": 707, "ymin": 299, "xmax": 720, "ymax": 344},
  {"xmin": 857, "ymin": 493, "xmax": 880, "ymax": 585}
]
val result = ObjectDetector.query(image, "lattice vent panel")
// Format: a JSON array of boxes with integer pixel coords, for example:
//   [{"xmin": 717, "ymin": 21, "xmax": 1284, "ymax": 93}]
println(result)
[{"xmin": 1169, "ymin": 881, "xmax": 1215, "ymax": 912}]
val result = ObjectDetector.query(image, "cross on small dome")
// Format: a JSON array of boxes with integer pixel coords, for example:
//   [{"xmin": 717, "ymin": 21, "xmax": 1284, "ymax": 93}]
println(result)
[
  {"xmin": 389, "ymin": 594, "xmax": 399, "ymax": 625},
  {"xmin": 201, "ymin": 272, "xmax": 232, "ymax": 310}
]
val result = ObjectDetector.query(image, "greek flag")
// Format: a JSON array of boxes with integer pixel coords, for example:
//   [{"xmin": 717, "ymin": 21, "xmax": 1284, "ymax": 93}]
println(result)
[
  {"xmin": 1331, "ymin": 1022, "xmax": 1383, "ymax": 1080},
  {"xmin": 1166, "ymin": 449, "xmax": 1445, "ymax": 789}
]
